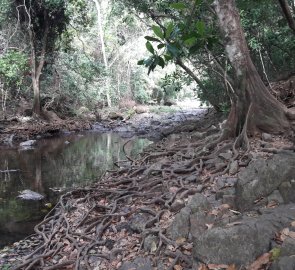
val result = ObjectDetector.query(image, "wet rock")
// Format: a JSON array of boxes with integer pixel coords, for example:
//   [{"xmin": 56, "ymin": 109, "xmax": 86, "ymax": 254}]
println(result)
[
  {"xmin": 119, "ymin": 257, "xmax": 153, "ymax": 270},
  {"xmin": 236, "ymin": 152, "xmax": 295, "ymax": 211},
  {"xmin": 19, "ymin": 140, "xmax": 36, "ymax": 147},
  {"xmin": 17, "ymin": 190, "xmax": 44, "ymax": 201},
  {"xmin": 229, "ymin": 160, "xmax": 239, "ymax": 175},
  {"xmin": 192, "ymin": 204, "xmax": 295, "ymax": 267}
]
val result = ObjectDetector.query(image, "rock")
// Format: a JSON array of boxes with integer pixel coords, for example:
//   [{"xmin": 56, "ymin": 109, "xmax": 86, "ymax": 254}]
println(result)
[
  {"xmin": 236, "ymin": 152, "xmax": 295, "ymax": 211},
  {"xmin": 229, "ymin": 160, "xmax": 239, "ymax": 175},
  {"xmin": 192, "ymin": 204, "xmax": 295, "ymax": 266},
  {"xmin": 268, "ymin": 190, "xmax": 284, "ymax": 204},
  {"xmin": 108, "ymin": 112, "xmax": 124, "ymax": 120},
  {"xmin": 167, "ymin": 194, "xmax": 211, "ymax": 241},
  {"xmin": 270, "ymin": 256, "xmax": 295, "ymax": 270},
  {"xmin": 262, "ymin": 133, "xmax": 273, "ymax": 142},
  {"xmin": 143, "ymin": 235, "xmax": 158, "ymax": 252},
  {"xmin": 279, "ymin": 180, "xmax": 295, "ymax": 203},
  {"xmin": 17, "ymin": 190, "xmax": 44, "ymax": 201},
  {"xmin": 222, "ymin": 195, "xmax": 236, "ymax": 208},
  {"xmin": 167, "ymin": 207, "xmax": 191, "ymax": 241},
  {"xmin": 19, "ymin": 140, "xmax": 36, "ymax": 147},
  {"xmin": 119, "ymin": 257, "xmax": 153, "ymax": 270},
  {"xmin": 187, "ymin": 194, "xmax": 211, "ymax": 214},
  {"xmin": 170, "ymin": 199, "xmax": 185, "ymax": 212},
  {"xmin": 281, "ymin": 237, "xmax": 295, "ymax": 256},
  {"xmin": 129, "ymin": 213, "xmax": 150, "ymax": 233}
]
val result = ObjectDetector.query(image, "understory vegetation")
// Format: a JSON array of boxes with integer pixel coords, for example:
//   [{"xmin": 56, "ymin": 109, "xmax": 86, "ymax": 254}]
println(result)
[{"xmin": 0, "ymin": 0, "xmax": 294, "ymax": 124}]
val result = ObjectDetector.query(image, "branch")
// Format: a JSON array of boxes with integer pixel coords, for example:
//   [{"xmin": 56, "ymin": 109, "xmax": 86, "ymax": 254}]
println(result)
[{"xmin": 278, "ymin": 0, "xmax": 295, "ymax": 34}]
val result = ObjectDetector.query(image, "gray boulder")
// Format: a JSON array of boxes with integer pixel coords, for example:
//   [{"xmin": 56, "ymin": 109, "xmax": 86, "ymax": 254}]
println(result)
[
  {"xmin": 17, "ymin": 189, "xmax": 44, "ymax": 201},
  {"xmin": 236, "ymin": 152, "xmax": 295, "ymax": 211},
  {"xmin": 167, "ymin": 194, "xmax": 211, "ymax": 241},
  {"xmin": 192, "ymin": 204, "xmax": 295, "ymax": 267}
]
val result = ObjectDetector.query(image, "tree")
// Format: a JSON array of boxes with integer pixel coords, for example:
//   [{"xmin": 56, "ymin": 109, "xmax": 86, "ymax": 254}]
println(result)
[
  {"xmin": 131, "ymin": 0, "xmax": 294, "ymax": 144},
  {"xmin": 277, "ymin": 0, "xmax": 295, "ymax": 34},
  {"xmin": 213, "ymin": 0, "xmax": 293, "ymax": 144},
  {"xmin": 14, "ymin": 0, "xmax": 69, "ymax": 115}
]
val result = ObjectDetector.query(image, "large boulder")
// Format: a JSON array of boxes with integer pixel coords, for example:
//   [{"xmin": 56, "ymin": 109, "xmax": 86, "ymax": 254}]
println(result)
[
  {"xmin": 192, "ymin": 204, "xmax": 295, "ymax": 267},
  {"xmin": 236, "ymin": 152, "xmax": 295, "ymax": 211}
]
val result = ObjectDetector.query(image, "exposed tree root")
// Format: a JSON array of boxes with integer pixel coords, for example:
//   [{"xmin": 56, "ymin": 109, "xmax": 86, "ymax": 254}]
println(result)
[{"xmin": 11, "ymin": 124, "xmax": 294, "ymax": 270}]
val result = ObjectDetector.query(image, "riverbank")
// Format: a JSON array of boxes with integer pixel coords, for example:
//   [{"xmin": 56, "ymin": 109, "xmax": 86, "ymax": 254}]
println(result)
[{"xmin": 1, "ymin": 106, "xmax": 295, "ymax": 270}]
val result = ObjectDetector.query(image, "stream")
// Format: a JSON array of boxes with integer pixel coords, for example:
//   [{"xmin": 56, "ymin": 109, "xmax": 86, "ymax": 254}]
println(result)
[{"xmin": 0, "ymin": 132, "xmax": 151, "ymax": 248}]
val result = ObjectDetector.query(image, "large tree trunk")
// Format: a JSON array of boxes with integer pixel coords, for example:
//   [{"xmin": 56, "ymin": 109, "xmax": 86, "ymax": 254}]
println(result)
[{"xmin": 213, "ymin": 0, "xmax": 291, "ymax": 140}]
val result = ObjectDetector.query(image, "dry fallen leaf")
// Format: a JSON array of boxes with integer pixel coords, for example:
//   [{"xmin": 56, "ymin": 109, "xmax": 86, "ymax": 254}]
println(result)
[
  {"xmin": 174, "ymin": 265, "xmax": 183, "ymax": 270},
  {"xmin": 198, "ymin": 264, "xmax": 209, "ymax": 270},
  {"xmin": 291, "ymin": 221, "xmax": 295, "ymax": 227},
  {"xmin": 176, "ymin": 237, "xmax": 186, "ymax": 245},
  {"xmin": 247, "ymin": 253, "xmax": 270, "ymax": 270},
  {"xmin": 219, "ymin": 204, "xmax": 231, "ymax": 210},
  {"xmin": 227, "ymin": 264, "xmax": 237, "ymax": 270}
]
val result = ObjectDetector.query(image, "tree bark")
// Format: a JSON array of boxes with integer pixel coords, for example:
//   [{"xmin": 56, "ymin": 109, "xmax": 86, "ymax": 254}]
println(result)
[
  {"xmin": 213, "ymin": 0, "xmax": 291, "ymax": 140},
  {"xmin": 277, "ymin": 0, "xmax": 295, "ymax": 34},
  {"xmin": 29, "ymin": 10, "xmax": 49, "ymax": 116}
]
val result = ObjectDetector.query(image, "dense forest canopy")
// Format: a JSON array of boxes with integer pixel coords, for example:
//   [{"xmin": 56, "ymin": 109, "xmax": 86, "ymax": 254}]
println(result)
[{"xmin": 0, "ymin": 0, "xmax": 295, "ymax": 139}]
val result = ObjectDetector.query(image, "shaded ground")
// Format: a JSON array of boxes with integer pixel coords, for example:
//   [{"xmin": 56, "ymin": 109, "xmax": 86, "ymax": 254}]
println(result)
[{"xmin": 1, "ymin": 115, "xmax": 295, "ymax": 269}]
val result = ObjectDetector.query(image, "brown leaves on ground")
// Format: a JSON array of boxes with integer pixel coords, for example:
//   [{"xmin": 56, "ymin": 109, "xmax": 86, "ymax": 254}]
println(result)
[
  {"xmin": 247, "ymin": 253, "xmax": 271, "ymax": 270},
  {"xmin": 198, "ymin": 263, "xmax": 237, "ymax": 270}
]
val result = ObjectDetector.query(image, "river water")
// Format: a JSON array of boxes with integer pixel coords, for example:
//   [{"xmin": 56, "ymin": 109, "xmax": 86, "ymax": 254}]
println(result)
[{"xmin": 0, "ymin": 132, "xmax": 151, "ymax": 248}]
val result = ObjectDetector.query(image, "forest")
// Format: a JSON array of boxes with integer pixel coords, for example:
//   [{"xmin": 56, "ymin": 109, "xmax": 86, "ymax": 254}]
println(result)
[{"xmin": 0, "ymin": 0, "xmax": 295, "ymax": 269}]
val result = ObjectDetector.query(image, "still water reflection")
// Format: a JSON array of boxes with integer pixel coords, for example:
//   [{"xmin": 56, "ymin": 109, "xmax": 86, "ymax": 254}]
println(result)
[{"xmin": 0, "ymin": 132, "xmax": 151, "ymax": 248}]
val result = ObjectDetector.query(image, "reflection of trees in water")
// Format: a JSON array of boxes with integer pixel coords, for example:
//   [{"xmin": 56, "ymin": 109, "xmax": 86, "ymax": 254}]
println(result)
[{"xmin": 0, "ymin": 133, "xmax": 150, "ymax": 247}]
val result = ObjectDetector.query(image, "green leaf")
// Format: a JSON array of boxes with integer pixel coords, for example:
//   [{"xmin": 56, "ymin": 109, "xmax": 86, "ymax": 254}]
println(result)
[
  {"xmin": 167, "ymin": 44, "xmax": 179, "ymax": 57},
  {"xmin": 196, "ymin": 21, "xmax": 205, "ymax": 36},
  {"xmin": 165, "ymin": 22, "xmax": 174, "ymax": 39},
  {"xmin": 144, "ymin": 36, "xmax": 161, "ymax": 42},
  {"xmin": 157, "ymin": 43, "xmax": 166, "ymax": 49},
  {"xmin": 146, "ymin": 41, "xmax": 155, "ymax": 54},
  {"xmin": 152, "ymin": 25, "xmax": 164, "ymax": 40},
  {"xmin": 137, "ymin": 60, "xmax": 145, "ymax": 65},
  {"xmin": 164, "ymin": 54, "xmax": 173, "ymax": 61},
  {"xmin": 158, "ymin": 56, "xmax": 165, "ymax": 68},
  {"xmin": 170, "ymin": 2, "xmax": 187, "ymax": 10},
  {"xmin": 184, "ymin": 37, "xmax": 197, "ymax": 47}
]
